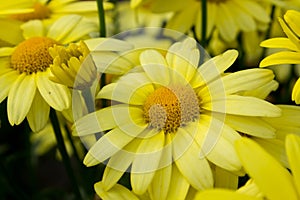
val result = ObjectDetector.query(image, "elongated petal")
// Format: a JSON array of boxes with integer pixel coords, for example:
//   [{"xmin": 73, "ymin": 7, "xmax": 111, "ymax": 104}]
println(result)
[
  {"xmin": 203, "ymin": 95, "xmax": 281, "ymax": 117},
  {"xmin": 27, "ymin": 91, "xmax": 50, "ymax": 132},
  {"xmin": 0, "ymin": 70, "xmax": 19, "ymax": 103},
  {"xmin": 131, "ymin": 131, "xmax": 165, "ymax": 195},
  {"xmin": 284, "ymin": 10, "xmax": 300, "ymax": 38},
  {"xmin": 191, "ymin": 50, "xmax": 238, "ymax": 88},
  {"xmin": 285, "ymin": 134, "xmax": 300, "ymax": 196},
  {"xmin": 140, "ymin": 49, "xmax": 167, "ymax": 66},
  {"xmin": 233, "ymin": 0, "xmax": 269, "ymax": 23},
  {"xmin": 278, "ymin": 17, "xmax": 300, "ymax": 50},
  {"xmin": 214, "ymin": 167, "xmax": 239, "ymax": 189},
  {"xmin": 172, "ymin": 123, "xmax": 213, "ymax": 190},
  {"xmin": 8, "ymin": 74, "xmax": 36, "ymax": 125},
  {"xmin": 47, "ymin": 15, "xmax": 82, "ymax": 42},
  {"xmin": 224, "ymin": 114, "xmax": 275, "ymax": 138},
  {"xmin": 85, "ymin": 37, "xmax": 133, "ymax": 52},
  {"xmin": 74, "ymin": 105, "xmax": 144, "ymax": 136},
  {"xmin": 235, "ymin": 138, "xmax": 299, "ymax": 200},
  {"xmin": 94, "ymin": 182, "xmax": 139, "ymax": 200},
  {"xmin": 194, "ymin": 189, "xmax": 259, "ymax": 200},
  {"xmin": 260, "ymin": 38, "xmax": 298, "ymax": 51},
  {"xmin": 84, "ymin": 124, "xmax": 147, "ymax": 167},
  {"xmin": 292, "ymin": 77, "xmax": 300, "ymax": 104},
  {"xmin": 243, "ymin": 80, "xmax": 278, "ymax": 99},
  {"xmin": 37, "ymin": 70, "xmax": 70, "ymax": 111},
  {"xmin": 166, "ymin": 164, "xmax": 190, "ymax": 200},
  {"xmin": 149, "ymin": 134, "xmax": 172, "ymax": 200},
  {"xmin": 260, "ymin": 51, "xmax": 300, "ymax": 67}
]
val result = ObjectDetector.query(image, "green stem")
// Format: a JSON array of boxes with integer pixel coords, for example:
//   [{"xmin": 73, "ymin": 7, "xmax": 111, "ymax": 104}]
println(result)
[
  {"xmin": 50, "ymin": 109, "xmax": 83, "ymax": 200},
  {"xmin": 201, "ymin": 0, "xmax": 207, "ymax": 48},
  {"xmin": 96, "ymin": 0, "xmax": 107, "ymax": 108},
  {"xmin": 96, "ymin": 0, "xmax": 107, "ymax": 37}
]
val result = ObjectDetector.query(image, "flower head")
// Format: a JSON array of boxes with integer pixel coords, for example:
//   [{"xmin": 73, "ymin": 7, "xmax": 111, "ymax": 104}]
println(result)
[
  {"xmin": 0, "ymin": 15, "xmax": 97, "ymax": 132},
  {"xmin": 260, "ymin": 9, "xmax": 300, "ymax": 104},
  {"xmin": 74, "ymin": 36, "xmax": 281, "ymax": 198}
]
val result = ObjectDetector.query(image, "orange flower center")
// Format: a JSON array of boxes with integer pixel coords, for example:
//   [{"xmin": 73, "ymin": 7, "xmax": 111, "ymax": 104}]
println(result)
[
  {"xmin": 144, "ymin": 85, "xmax": 200, "ymax": 133},
  {"xmin": 11, "ymin": 2, "xmax": 51, "ymax": 21},
  {"xmin": 11, "ymin": 37, "xmax": 58, "ymax": 74}
]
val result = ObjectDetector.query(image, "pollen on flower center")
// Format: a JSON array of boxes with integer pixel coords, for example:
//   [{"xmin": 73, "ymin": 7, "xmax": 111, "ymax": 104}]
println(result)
[
  {"xmin": 144, "ymin": 85, "xmax": 200, "ymax": 133},
  {"xmin": 11, "ymin": 2, "xmax": 51, "ymax": 21},
  {"xmin": 11, "ymin": 37, "xmax": 58, "ymax": 74}
]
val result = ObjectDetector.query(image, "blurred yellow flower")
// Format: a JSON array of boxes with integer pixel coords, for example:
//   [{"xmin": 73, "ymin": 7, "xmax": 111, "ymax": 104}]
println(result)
[
  {"xmin": 194, "ymin": 134, "xmax": 300, "ymax": 200},
  {"xmin": 0, "ymin": 0, "xmax": 113, "ymax": 23},
  {"xmin": 260, "ymin": 10, "xmax": 300, "ymax": 104},
  {"xmin": 131, "ymin": 0, "xmax": 272, "ymax": 42},
  {"xmin": 0, "ymin": 15, "xmax": 97, "ymax": 132},
  {"xmin": 74, "ymin": 37, "xmax": 282, "ymax": 198}
]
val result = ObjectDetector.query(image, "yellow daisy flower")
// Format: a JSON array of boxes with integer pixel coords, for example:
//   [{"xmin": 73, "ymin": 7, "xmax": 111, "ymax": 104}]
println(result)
[
  {"xmin": 0, "ymin": 14, "xmax": 97, "ymax": 132},
  {"xmin": 131, "ymin": 0, "xmax": 272, "ymax": 42},
  {"xmin": 194, "ymin": 134, "xmax": 300, "ymax": 200},
  {"xmin": 74, "ymin": 37, "xmax": 282, "ymax": 198},
  {"xmin": 260, "ymin": 9, "xmax": 300, "ymax": 104},
  {"xmin": 0, "ymin": 0, "xmax": 113, "ymax": 23}
]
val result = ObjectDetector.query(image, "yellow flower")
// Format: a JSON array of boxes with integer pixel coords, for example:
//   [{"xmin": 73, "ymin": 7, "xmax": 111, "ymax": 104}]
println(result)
[
  {"xmin": 49, "ymin": 41, "xmax": 96, "ymax": 90},
  {"xmin": 74, "ymin": 37, "xmax": 282, "ymax": 198},
  {"xmin": 0, "ymin": 0, "xmax": 113, "ymax": 23},
  {"xmin": 0, "ymin": 15, "xmax": 97, "ymax": 132},
  {"xmin": 260, "ymin": 9, "xmax": 300, "ymax": 104},
  {"xmin": 131, "ymin": 0, "xmax": 272, "ymax": 42},
  {"xmin": 194, "ymin": 134, "xmax": 300, "ymax": 200}
]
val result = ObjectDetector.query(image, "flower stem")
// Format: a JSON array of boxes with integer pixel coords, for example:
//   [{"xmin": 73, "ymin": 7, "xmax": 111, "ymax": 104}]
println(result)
[
  {"xmin": 201, "ymin": 0, "xmax": 207, "ymax": 48},
  {"xmin": 96, "ymin": 0, "xmax": 106, "ymax": 37},
  {"xmin": 50, "ymin": 109, "xmax": 83, "ymax": 200}
]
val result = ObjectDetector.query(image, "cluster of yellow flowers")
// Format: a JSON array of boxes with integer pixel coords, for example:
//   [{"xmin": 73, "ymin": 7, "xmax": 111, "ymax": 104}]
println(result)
[{"xmin": 1, "ymin": 0, "xmax": 300, "ymax": 199}]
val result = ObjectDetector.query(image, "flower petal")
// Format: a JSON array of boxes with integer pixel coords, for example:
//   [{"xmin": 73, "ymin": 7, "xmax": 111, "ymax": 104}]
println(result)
[
  {"xmin": 172, "ymin": 123, "xmax": 213, "ymax": 190},
  {"xmin": 194, "ymin": 189, "xmax": 259, "ymax": 200},
  {"xmin": 131, "ymin": 131, "xmax": 165, "ymax": 195},
  {"xmin": 284, "ymin": 10, "xmax": 300, "ymax": 38},
  {"xmin": 21, "ymin": 20, "xmax": 44, "ymax": 39},
  {"xmin": 0, "ymin": 69, "xmax": 19, "ymax": 103},
  {"xmin": 47, "ymin": 15, "xmax": 82, "ymax": 42},
  {"xmin": 285, "ymin": 134, "xmax": 300, "ymax": 197},
  {"xmin": 203, "ymin": 95, "xmax": 281, "ymax": 117},
  {"xmin": 37, "ymin": 70, "xmax": 70, "ymax": 111},
  {"xmin": 166, "ymin": 164, "xmax": 190, "ymax": 200},
  {"xmin": 235, "ymin": 137, "xmax": 299, "ymax": 200},
  {"xmin": 83, "ymin": 123, "xmax": 147, "ymax": 167},
  {"xmin": 27, "ymin": 91, "xmax": 50, "ymax": 132},
  {"xmin": 214, "ymin": 167, "xmax": 239, "ymax": 189},
  {"xmin": 260, "ymin": 51, "xmax": 300, "ymax": 67},
  {"xmin": 97, "ymin": 72, "xmax": 154, "ymax": 105},
  {"xmin": 8, "ymin": 73, "xmax": 36, "ymax": 125},
  {"xmin": 94, "ymin": 182, "xmax": 139, "ymax": 200},
  {"xmin": 260, "ymin": 38, "xmax": 298, "ymax": 51},
  {"xmin": 292, "ymin": 77, "xmax": 300, "ymax": 104}
]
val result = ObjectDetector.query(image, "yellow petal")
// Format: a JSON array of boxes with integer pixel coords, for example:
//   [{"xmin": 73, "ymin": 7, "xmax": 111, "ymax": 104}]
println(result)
[
  {"xmin": 292, "ymin": 77, "xmax": 300, "ymax": 104},
  {"xmin": 235, "ymin": 137, "xmax": 298, "ymax": 200},
  {"xmin": 285, "ymin": 134, "xmax": 300, "ymax": 197},
  {"xmin": 84, "ymin": 38, "xmax": 133, "ymax": 52},
  {"xmin": 0, "ymin": 47, "xmax": 15, "ymax": 57},
  {"xmin": 260, "ymin": 51, "xmax": 300, "ymax": 67},
  {"xmin": 204, "ymin": 95, "xmax": 281, "ymax": 117},
  {"xmin": 94, "ymin": 182, "xmax": 139, "ymax": 200},
  {"xmin": 194, "ymin": 189, "xmax": 259, "ymax": 200},
  {"xmin": 140, "ymin": 49, "xmax": 167, "ymax": 66},
  {"xmin": 27, "ymin": 91, "xmax": 50, "ymax": 132},
  {"xmin": 0, "ymin": 19, "xmax": 23, "ymax": 45},
  {"xmin": 214, "ymin": 167, "xmax": 239, "ymax": 189},
  {"xmin": 21, "ymin": 20, "xmax": 44, "ymax": 39},
  {"xmin": 243, "ymin": 80, "xmax": 278, "ymax": 99},
  {"xmin": 233, "ymin": 0, "xmax": 269, "ymax": 23},
  {"xmin": 0, "ymin": 70, "xmax": 19, "ymax": 103},
  {"xmin": 260, "ymin": 38, "xmax": 298, "ymax": 51},
  {"xmin": 36, "ymin": 70, "xmax": 70, "ymax": 111},
  {"xmin": 47, "ymin": 15, "xmax": 82, "ymax": 42},
  {"xmin": 278, "ymin": 17, "xmax": 300, "ymax": 50},
  {"xmin": 166, "ymin": 164, "xmax": 190, "ymax": 200},
  {"xmin": 8, "ymin": 73, "xmax": 36, "ymax": 125},
  {"xmin": 83, "ymin": 123, "xmax": 147, "ymax": 167},
  {"xmin": 284, "ymin": 10, "xmax": 300, "ymax": 38},
  {"xmin": 131, "ymin": 131, "xmax": 165, "ymax": 195}
]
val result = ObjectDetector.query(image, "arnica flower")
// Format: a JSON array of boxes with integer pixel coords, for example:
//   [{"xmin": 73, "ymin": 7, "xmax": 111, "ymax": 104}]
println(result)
[
  {"xmin": 49, "ymin": 41, "xmax": 96, "ymax": 90},
  {"xmin": 260, "ymin": 10, "xmax": 300, "ymax": 104},
  {"xmin": 0, "ymin": 15, "xmax": 97, "ymax": 132},
  {"xmin": 0, "ymin": 0, "xmax": 113, "ymax": 23},
  {"xmin": 74, "ymin": 37, "xmax": 281, "ymax": 199},
  {"xmin": 131, "ymin": 0, "xmax": 271, "ymax": 42},
  {"xmin": 194, "ymin": 134, "xmax": 300, "ymax": 200}
]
